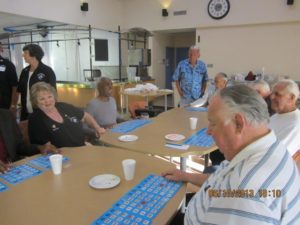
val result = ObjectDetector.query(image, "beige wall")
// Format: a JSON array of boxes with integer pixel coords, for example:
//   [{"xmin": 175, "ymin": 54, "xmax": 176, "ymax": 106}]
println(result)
[
  {"xmin": 149, "ymin": 32, "xmax": 195, "ymax": 88},
  {"xmin": 198, "ymin": 22, "xmax": 300, "ymax": 80},
  {"xmin": 123, "ymin": 0, "xmax": 300, "ymax": 85},
  {"xmin": 123, "ymin": 0, "xmax": 300, "ymax": 31},
  {"xmin": 172, "ymin": 32, "xmax": 195, "ymax": 47},
  {"xmin": 1, "ymin": 0, "xmax": 299, "ymax": 84},
  {"xmin": 2, "ymin": 0, "xmax": 299, "ymax": 32},
  {"xmin": 149, "ymin": 33, "xmax": 172, "ymax": 88}
]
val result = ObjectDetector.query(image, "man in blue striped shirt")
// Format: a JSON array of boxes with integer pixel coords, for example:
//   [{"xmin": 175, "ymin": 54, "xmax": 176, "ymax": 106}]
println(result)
[{"xmin": 162, "ymin": 85, "xmax": 300, "ymax": 225}]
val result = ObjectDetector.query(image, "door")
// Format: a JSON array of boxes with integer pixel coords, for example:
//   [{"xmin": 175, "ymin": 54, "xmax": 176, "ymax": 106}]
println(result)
[
  {"xmin": 165, "ymin": 47, "xmax": 175, "ymax": 89},
  {"xmin": 165, "ymin": 47, "xmax": 189, "ymax": 89}
]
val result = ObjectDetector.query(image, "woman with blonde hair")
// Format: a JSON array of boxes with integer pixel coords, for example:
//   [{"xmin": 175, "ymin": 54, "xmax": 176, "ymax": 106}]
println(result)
[{"xmin": 28, "ymin": 82, "xmax": 105, "ymax": 148}]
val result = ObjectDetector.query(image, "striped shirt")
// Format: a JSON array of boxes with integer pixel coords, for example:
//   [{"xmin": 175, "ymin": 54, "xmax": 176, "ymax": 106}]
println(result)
[{"xmin": 185, "ymin": 131, "xmax": 300, "ymax": 225}]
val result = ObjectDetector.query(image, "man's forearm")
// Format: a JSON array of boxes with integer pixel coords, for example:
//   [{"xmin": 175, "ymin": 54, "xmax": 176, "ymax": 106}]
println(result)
[{"xmin": 10, "ymin": 87, "xmax": 19, "ymax": 107}]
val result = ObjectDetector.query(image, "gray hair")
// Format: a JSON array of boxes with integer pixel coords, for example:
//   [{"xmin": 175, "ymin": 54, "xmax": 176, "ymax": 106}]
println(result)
[
  {"xmin": 97, "ymin": 76, "xmax": 112, "ymax": 97},
  {"xmin": 216, "ymin": 72, "xmax": 228, "ymax": 81},
  {"xmin": 219, "ymin": 85, "xmax": 269, "ymax": 125},
  {"xmin": 273, "ymin": 79, "xmax": 299, "ymax": 99},
  {"xmin": 252, "ymin": 80, "xmax": 270, "ymax": 93},
  {"xmin": 30, "ymin": 82, "xmax": 58, "ymax": 108}
]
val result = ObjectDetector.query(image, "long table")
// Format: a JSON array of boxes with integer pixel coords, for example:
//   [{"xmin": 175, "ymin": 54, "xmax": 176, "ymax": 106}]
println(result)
[
  {"xmin": 0, "ymin": 146, "xmax": 185, "ymax": 225},
  {"xmin": 121, "ymin": 89, "xmax": 174, "ymax": 113},
  {"xmin": 101, "ymin": 108, "xmax": 217, "ymax": 170}
]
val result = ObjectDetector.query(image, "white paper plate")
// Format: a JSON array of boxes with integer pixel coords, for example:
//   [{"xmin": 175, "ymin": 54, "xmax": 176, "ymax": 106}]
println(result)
[
  {"xmin": 89, "ymin": 174, "xmax": 121, "ymax": 189},
  {"xmin": 165, "ymin": 133, "xmax": 185, "ymax": 142},
  {"xmin": 118, "ymin": 135, "xmax": 138, "ymax": 142}
]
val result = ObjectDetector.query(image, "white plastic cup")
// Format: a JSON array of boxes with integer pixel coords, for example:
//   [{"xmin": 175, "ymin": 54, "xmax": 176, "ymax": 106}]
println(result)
[
  {"xmin": 49, "ymin": 154, "xmax": 63, "ymax": 175},
  {"xmin": 189, "ymin": 117, "xmax": 198, "ymax": 130},
  {"xmin": 134, "ymin": 76, "xmax": 141, "ymax": 82},
  {"xmin": 122, "ymin": 159, "xmax": 136, "ymax": 181}
]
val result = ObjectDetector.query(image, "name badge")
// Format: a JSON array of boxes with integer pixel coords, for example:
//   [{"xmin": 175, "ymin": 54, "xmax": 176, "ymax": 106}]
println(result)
[{"xmin": 0, "ymin": 65, "xmax": 6, "ymax": 72}]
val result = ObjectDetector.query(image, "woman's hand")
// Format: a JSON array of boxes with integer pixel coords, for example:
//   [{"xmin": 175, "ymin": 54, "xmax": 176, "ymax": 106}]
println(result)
[
  {"xmin": 38, "ymin": 142, "xmax": 61, "ymax": 154},
  {"xmin": 0, "ymin": 160, "xmax": 9, "ymax": 174}
]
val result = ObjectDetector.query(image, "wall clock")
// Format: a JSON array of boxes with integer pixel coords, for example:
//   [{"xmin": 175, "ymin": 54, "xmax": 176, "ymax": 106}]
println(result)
[{"xmin": 208, "ymin": 0, "xmax": 230, "ymax": 20}]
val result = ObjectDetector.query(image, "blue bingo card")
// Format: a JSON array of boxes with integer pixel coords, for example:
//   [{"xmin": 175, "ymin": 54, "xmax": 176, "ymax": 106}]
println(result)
[
  {"xmin": 0, "ymin": 164, "xmax": 42, "ymax": 185},
  {"xmin": 92, "ymin": 174, "xmax": 183, "ymax": 225},
  {"xmin": 111, "ymin": 119, "xmax": 152, "ymax": 133},
  {"xmin": 184, "ymin": 128, "xmax": 214, "ymax": 147},
  {"xmin": 186, "ymin": 107, "xmax": 208, "ymax": 112},
  {"xmin": 28, "ymin": 154, "xmax": 69, "ymax": 170},
  {"xmin": 0, "ymin": 181, "xmax": 9, "ymax": 192}
]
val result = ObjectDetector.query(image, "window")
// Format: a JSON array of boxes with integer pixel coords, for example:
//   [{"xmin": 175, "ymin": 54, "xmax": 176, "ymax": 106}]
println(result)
[{"xmin": 94, "ymin": 39, "xmax": 108, "ymax": 61}]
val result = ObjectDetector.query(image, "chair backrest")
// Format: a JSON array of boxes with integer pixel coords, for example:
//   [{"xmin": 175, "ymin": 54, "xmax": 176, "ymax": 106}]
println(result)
[
  {"xmin": 19, "ymin": 120, "xmax": 30, "ymax": 145},
  {"xmin": 128, "ymin": 101, "xmax": 146, "ymax": 118}
]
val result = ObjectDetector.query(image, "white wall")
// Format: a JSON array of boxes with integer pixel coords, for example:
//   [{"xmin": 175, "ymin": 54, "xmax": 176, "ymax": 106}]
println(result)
[
  {"xmin": 198, "ymin": 22, "xmax": 300, "ymax": 80},
  {"xmin": 123, "ymin": 0, "xmax": 300, "ymax": 31},
  {"xmin": 0, "ymin": 0, "xmax": 124, "ymax": 31},
  {"xmin": 123, "ymin": 0, "xmax": 300, "ymax": 85},
  {"xmin": 4, "ymin": 28, "xmax": 120, "ymax": 82},
  {"xmin": 149, "ymin": 33, "xmax": 172, "ymax": 88},
  {"xmin": 1, "ymin": 0, "xmax": 300, "ymax": 85}
]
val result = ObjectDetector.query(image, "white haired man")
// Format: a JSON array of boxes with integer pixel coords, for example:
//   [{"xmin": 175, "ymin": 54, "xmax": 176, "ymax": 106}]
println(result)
[
  {"xmin": 162, "ymin": 85, "xmax": 300, "ymax": 225},
  {"xmin": 173, "ymin": 46, "xmax": 208, "ymax": 107},
  {"xmin": 190, "ymin": 72, "xmax": 228, "ymax": 108},
  {"xmin": 269, "ymin": 79, "xmax": 300, "ymax": 156},
  {"xmin": 252, "ymin": 79, "xmax": 274, "ymax": 116}
]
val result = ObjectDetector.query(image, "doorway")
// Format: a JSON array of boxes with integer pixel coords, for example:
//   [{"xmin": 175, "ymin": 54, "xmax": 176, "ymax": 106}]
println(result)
[{"xmin": 165, "ymin": 47, "xmax": 189, "ymax": 89}]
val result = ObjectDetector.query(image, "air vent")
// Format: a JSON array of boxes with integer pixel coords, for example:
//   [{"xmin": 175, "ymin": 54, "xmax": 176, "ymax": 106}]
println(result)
[{"xmin": 173, "ymin": 10, "xmax": 187, "ymax": 16}]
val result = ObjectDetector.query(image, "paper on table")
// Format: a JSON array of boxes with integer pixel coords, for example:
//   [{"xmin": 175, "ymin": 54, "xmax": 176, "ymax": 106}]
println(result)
[{"xmin": 165, "ymin": 143, "xmax": 190, "ymax": 150}]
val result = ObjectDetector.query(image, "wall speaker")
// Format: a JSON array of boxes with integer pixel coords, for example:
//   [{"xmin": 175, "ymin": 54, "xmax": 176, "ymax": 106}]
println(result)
[
  {"xmin": 287, "ymin": 0, "xmax": 294, "ymax": 5},
  {"xmin": 81, "ymin": 3, "xmax": 88, "ymax": 11},
  {"xmin": 162, "ymin": 9, "xmax": 168, "ymax": 17}
]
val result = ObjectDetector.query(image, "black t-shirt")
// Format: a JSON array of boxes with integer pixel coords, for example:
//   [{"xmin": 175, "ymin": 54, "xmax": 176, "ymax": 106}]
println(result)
[
  {"xmin": 17, "ymin": 62, "xmax": 56, "ymax": 120},
  {"xmin": 0, "ymin": 56, "xmax": 18, "ymax": 108},
  {"xmin": 28, "ymin": 102, "xmax": 85, "ymax": 148}
]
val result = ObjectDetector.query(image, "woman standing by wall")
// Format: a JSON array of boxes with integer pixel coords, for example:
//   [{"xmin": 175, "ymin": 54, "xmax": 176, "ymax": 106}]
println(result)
[{"xmin": 17, "ymin": 44, "xmax": 56, "ymax": 121}]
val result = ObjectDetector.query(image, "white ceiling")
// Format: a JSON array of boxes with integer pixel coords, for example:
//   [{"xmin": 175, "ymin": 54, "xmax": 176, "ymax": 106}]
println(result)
[
  {"xmin": 0, "ymin": 12, "xmax": 45, "ymax": 30},
  {"xmin": 0, "ymin": 12, "xmax": 70, "ymax": 40}
]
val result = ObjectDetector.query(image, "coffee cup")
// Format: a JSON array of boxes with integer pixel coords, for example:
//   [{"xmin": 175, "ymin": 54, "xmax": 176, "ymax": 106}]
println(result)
[{"xmin": 122, "ymin": 159, "xmax": 136, "ymax": 181}]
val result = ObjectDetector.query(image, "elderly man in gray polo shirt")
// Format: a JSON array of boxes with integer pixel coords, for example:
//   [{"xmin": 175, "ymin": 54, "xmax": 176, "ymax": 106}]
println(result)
[{"xmin": 162, "ymin": 85, "xmax": 300, "ymax": 225}]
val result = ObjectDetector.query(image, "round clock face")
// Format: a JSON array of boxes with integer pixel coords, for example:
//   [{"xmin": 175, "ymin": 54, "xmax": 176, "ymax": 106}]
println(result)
[{"xmin": 208, "ymin": 0, "xmax": 230, "ymax": 20}]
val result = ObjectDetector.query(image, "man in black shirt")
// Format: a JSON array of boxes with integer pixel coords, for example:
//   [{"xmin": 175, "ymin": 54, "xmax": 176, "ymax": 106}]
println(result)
[{"xmin": 0, "ymin": 42, "xmax": 18, "ymax": 111}]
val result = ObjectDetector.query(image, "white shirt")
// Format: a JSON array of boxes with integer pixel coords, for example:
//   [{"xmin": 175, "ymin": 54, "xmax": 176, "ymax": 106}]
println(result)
[
  {"xmin": 269, "ymin": 109, "xmax": 300, "ymax": 156},
  {"xmin": 185, "ymin": 131, "xmax": 300, "ymax": 225},
  {"xmin": 26, "ymin": 71, "xmax": 33, "ymax": 113}
]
